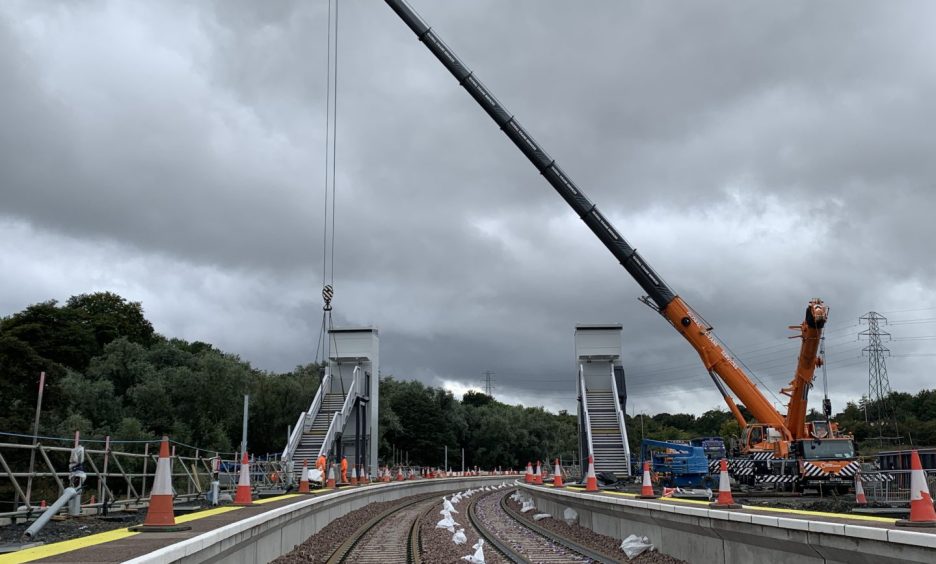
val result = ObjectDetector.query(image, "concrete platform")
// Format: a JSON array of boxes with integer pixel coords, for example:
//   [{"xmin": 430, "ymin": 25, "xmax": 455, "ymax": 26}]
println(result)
[
  {"xmin": 0, "ymin": 475, "xmax": 510, "ymax": 564},
  {"xmin": 523, "ymin": 484, "xmax": 936, "ymax": 564},
  {"xmin": 9, "ymin": 477, "xmax": 930, "ymax": 564}
]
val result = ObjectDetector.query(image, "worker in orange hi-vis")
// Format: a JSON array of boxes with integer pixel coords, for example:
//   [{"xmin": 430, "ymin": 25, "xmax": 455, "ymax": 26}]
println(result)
[
  {"xmin": 316, "ymin": 455, "xmax": 326, "ymax": 475},
  {"xmin": 341, "ymin": 457, "xmax": 348, "ymax": 483}
]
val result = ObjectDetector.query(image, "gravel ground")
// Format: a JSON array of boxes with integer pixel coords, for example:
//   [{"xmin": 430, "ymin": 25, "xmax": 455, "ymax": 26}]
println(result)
[
  {"xmin": 273, "ymin": 493, "xmax": 440, "ymax": 564},
  {"xmin": 419, "ymin": 489, "xmax": 509, "ymax": 564},
  {"xmin": 506, "ymin": 494, "xmax": 687, "ymax": 563},
  {"xmin": 0, "ymin": 512, "xmax": 145, "ymax": 545}
]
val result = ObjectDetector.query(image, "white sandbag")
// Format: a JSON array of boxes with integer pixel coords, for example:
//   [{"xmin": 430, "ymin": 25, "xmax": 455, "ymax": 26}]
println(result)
[
  {"xmin": 443, "ymin": 498, "xmax": 459, "ymax": 514},
  {"xmin": 532, "ymin": 513, "xmax": 552, "ymax": 521},
  {"xmin": 436, "ymin": 513, "xmax": 460, "ymax": 532},
  {"xmin": 562, "ymin": 507, "xmax": 578, "ymax": 524},
  {"xmin": 620, "ymin": 534, "xmax": 654, "ymax": 559},
  {"xmin": 461, "ymin": 539, "xmax": 485, "ymax": 563},
  {"xmin": 520, "ymin": 500, "xmax": 536, "ymax": 513},
  {"xmin": 452, "ymin": 528, "xmax": 467, "ymax": 545},
  {"xmin": 308, "ymin": 468, "xmax": 323, "ymax": 483}
]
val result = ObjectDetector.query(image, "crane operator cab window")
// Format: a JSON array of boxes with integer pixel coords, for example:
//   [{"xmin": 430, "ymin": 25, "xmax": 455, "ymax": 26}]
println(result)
[
  {"xmin": 746, "ymin": 426, "xmax": 763, "ymax": 448},
  {"xmin": 802, "ymin": 439, "xmax": 855, "ymax": 460}
]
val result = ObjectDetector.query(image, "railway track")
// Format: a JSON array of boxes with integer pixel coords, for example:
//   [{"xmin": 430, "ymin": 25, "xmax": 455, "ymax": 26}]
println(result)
[
  {"xmin": 468, "ymin": 489, "xmax": 618, "ymax": 564},
  {"xmin": 325, "ymin": 493, "xmax": 438, "ymax": 564}
]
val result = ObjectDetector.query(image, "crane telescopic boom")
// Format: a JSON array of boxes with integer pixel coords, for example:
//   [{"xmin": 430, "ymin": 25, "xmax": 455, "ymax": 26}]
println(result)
[{"xmin": 385, "ymin": 0, "xmax": 794, "ymax": 447}]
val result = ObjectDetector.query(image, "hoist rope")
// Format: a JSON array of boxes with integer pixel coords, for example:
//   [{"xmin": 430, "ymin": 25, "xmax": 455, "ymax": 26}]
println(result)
[{"xmin": 316, "ymin": 0, "xmax": 339, "ymax": 365}]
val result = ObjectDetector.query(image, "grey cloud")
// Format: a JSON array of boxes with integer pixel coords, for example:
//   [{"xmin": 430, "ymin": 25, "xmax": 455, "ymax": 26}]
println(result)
[{"xmin": 1, "ymin": 0, "xmax": 934, "ymax": 416}]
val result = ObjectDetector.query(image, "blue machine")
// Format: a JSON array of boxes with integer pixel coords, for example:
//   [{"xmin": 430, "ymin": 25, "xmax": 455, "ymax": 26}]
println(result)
[
  {"xmin": 690, "ymin": 437, "xmax": 727, "ymax": 460},
  {"xmin": 640, "ymin": 439, "xmax": 713, "ymax": 488}
]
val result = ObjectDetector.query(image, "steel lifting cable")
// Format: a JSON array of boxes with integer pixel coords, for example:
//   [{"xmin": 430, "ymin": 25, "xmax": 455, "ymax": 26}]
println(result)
[{"xmin": 316, "ymin": 0, "xmax": 340, "ymax": 366}]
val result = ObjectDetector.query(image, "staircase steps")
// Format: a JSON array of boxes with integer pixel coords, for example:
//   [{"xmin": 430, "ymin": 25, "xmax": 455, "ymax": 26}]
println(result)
[{"xmin": 586, "ymin": 389, "xmax": 629, "ymax": 478}]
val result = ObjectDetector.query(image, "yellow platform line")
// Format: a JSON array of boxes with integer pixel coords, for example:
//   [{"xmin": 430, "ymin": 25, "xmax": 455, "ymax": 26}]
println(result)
[
  {"xmin": 0, "ymin": 528, "xmax": 139, "ymax": 564},
  {"xmin": 254, "ymin": 494, "xmax": 304, "ymax": 505},
  {"xmin": 175, "ymin": 505, "xmax": 243, "ymax": 522},
  {"xmin": 564, "ymin": 488, "xmax": 896, "ymax": 523},
  {"xmin": 0, "ymin": 505, "xmax": 248, "ymax": 564}
]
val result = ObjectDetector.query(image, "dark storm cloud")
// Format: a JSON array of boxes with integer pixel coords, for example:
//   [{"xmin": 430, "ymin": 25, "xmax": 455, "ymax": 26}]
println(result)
[{"xmin": 1, "ymin": 0, "xmax": 934, "ymax": 416}]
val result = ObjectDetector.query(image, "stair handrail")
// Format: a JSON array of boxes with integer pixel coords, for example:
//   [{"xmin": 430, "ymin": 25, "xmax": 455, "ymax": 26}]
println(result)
[
  {"xmin": 282, "ymin": 410, "xmax": 306, "ymax": 464},
  {"xmin": 609, "ymin": 363, "xmax": 632, "ymax": 476},
  {"xmin": 579, "ymin": 364, "xmax": 594, "ymax": 464},
  {"xmin": 282, "ymin": 368, "xmax": 331, "ymax": 464},
  {"xmin": 316, "ymin": 366, "xmax": 361, "ymax": 460},
  {"xmin": 317, "ymin": 412, "xmax": 342, "ymax": 461}
]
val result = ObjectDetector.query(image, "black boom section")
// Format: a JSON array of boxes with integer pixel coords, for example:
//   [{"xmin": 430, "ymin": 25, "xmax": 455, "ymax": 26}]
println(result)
[{"xmin": 385, "ymin": 0, "xmax": 676, "ymax": 309}]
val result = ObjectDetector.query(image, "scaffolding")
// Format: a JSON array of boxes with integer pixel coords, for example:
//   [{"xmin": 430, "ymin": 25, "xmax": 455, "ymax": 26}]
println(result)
[{"xmin": 0, "ymin": 431, "xmax": 285, "ymax": 521}]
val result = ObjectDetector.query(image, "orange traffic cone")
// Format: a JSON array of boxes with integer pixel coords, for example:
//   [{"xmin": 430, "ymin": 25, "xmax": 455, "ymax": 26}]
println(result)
[
  {"xmin": 360, "ymin": 465, "xmax": 368, "ymax": 484},
  {"xmin": 854, "ymin": 472, "xmax": 867, "ymax": 506},
  {"xmin": 896, "ymin": 450, "xmax": 936, "ymax": 527},
  {"xmin": 585, "ymin": 455, "xmax": 599, "ymax": 491},
  {"xmin": 396, "ymin": 467, "xmax": 405, "ymax": 481},
  {"xmin": 552, "ymin": 459, "xmax": 563, "ymax": 488},
  {"xmin": 233, "ymin": 451, "xmax": 257, "ymax": 506},
  {"xmin": 39, "ymin": 499, "xmax": 47, "ymax": 510},
  {"xmin": 525, "ymin": 462, "xmax": 533, "ymax": 483},
  {"xmin": 130, "ymin": 436, "xmax": 191, "ymax": 531},
  {"xmin": 533, "ymin": 461, "xmax": 543, "ymax": 485},
  {"xmin": 326, "ymin": 463, "xmax": 337, "ymax": 489},
  {"xmin": 298, "ymin": 459, "xmax": 311, "ymax": 493},
  {"xmin": 638, "ymin": 461, "xmax": 656, "ymax": 498},
  {"xmin": 709, "ymin": 458, "xmax": 741, "ymax": 509}
]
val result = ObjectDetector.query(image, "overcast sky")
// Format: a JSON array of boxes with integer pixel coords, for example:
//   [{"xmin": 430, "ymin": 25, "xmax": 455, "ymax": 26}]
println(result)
[{"xmin": 2, "ymin": 0, "xmax": 934, "ymax": 419}]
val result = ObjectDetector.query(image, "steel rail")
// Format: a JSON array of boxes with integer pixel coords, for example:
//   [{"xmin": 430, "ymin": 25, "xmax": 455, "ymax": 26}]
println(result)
[
  {"xmin": 499, "ymin": 491, "xmax": 619, "ymax": 564},
  {"xmin": 325, "ymin": 493, "xmax": 439, "ymax": 564}
]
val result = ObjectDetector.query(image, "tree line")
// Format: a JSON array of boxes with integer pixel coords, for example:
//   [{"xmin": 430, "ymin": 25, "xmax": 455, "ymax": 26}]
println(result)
[{"xmin": 2, "ymin": 292, "xmax": 933, "ymax": 467}]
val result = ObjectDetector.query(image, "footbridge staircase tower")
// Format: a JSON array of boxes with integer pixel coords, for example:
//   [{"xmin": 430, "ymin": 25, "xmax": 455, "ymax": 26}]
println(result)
[
  {"xmin": 282, "ymin": 327, "xmax": 379, "ymax": 482},
  {"xmin": 576, "ymin": 324, "xmax": 631, "ymax": 480}
]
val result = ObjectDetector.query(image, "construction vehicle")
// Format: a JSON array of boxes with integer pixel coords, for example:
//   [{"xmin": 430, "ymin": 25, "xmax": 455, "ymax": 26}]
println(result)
[
  {"xmin": 641, "ymin": 439, "xmax": 713, "ymax": 489},
  {"xmin": 385, "ymin": 0, "xmax": 857, "ymax": 491},
  {"xmin": 690, "ymin": 437, "xmax": 727, "ymax": 461}
]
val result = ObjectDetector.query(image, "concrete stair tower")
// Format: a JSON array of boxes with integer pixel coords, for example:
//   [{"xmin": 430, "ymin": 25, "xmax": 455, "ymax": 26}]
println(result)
[
  {"xmin": 576, "ymin": 324, "xmax": 631, "ymax": 480},
  {"xmin": 283, "ymin": 327, "xmax": 379, "ymax": 483}
]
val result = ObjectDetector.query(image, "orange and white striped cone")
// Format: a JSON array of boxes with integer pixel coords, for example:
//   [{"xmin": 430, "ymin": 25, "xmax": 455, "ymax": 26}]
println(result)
[
  {"xmin": 39, "ymin": 499, "xmax": 47, "ymax": 510},
  {"xmin": 533, "ymin": 461, "xmax": 543, "ymax": 485},
  {"xmin": 350, "ymin": 465, "xmax": 358, "ymax": 486},
  {"xmin": 585, "ymin": 455, "xmax": 599, "ymax": 491},
  {"xmin": 397, "ymin": 468, "xmax": 405, "ymax": 481},
  {"xmin": 854, "ymin": 472, "xmax": 867, "ymax": 506},
  {"xmin": 709, "ymin": 458, "xmax": 741, "ymax": 509},
  {"xmin": 897, "ymin": 449, "xmax": 936, "ymax": 527},
  {"xmin": 130, "ymin": 436, "xmax": 191, "ymax": 531},
  {"xmin": 361, "ymin": 465, "xmax": 369, "ymax": 484},
  {"xmin": 326, "ymin": 463, "xmax": 337, "ymax": 489},
  {"xmin": 525, "ymin": 462, "xmax": 533, "ymax": 483},
  {"xmin": 552, "ymin": 459, "xmax": 563, "ymax": 488},
  {"xmin": 638, "ymin": 461, "xmax": 656, "ymax": 498},
  {"xmin": 233, "ymin": 451, "xmax": 257, "ymax": 505},
  {"xmin": 298, "ymin": 459, "xmax": 311, "ymax": 493}
]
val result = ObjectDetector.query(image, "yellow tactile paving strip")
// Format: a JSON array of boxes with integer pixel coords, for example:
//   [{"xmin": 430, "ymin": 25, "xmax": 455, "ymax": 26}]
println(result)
[
  {"xmin": 0, "ymin": 527, "xmax": 141, "ymax": 564},
  {"xmin": 0, "ymin": 505, "xmax": 248, "ymax": 564},
  {"xmin": 562, "ymin": 485, "xmax": 897, "ymax": 524}
]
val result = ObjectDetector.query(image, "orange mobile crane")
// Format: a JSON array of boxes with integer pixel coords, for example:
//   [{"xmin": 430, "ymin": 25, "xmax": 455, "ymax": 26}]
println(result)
[{"xmin": 386, "ymin": 0, "xmax": 858, "ymax": 490}]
